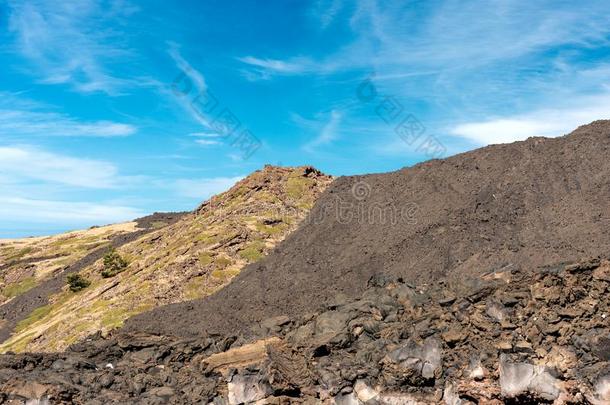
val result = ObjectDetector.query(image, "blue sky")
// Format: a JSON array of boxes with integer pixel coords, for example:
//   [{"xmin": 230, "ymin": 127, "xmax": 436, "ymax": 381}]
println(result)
[{"xmin": 2, "ymin": 0, "xmax": 610, "ymax": 237}]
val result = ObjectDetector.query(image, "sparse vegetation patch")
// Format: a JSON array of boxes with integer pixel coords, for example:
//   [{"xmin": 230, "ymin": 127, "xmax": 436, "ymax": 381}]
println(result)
[
  {"xmin": 239, "ymin": 240, "xmax": 266, "ymax": 262},
  {"xmin": 2, "ymin": 277, "xmax": 37, "ymax": 298}
]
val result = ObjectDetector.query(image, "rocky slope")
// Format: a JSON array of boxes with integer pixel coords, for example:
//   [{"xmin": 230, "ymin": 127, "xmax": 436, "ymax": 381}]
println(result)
[
  {"xmin": 126, "ymin": 120, "xmax": 610, "ymax": 340},
  {"xmin": 1, "ymin": 257, "xmax": 608, "ymax": 403},
  {"xmin": 0, "ymin": 166, "xmax": 332, "ymax": 353}
]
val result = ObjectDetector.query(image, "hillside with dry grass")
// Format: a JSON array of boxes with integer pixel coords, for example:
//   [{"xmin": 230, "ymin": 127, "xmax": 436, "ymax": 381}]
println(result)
[
  {"xmin": 0, "ymin": 165, "xmax": 332, "ymax": 353},
  {"xmin": 0, "ymin": 222, "xmax": 140, "ymax": 307}
]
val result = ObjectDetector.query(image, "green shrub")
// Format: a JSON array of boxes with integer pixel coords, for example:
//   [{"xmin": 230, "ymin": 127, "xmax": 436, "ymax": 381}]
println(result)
[
  {"xmin": 101, "ymin": 248, "xmax": 128, "ymax": 278},
  {"xmin": 66, "ymin": 274, "xmax": 90, "ymax": 292}
]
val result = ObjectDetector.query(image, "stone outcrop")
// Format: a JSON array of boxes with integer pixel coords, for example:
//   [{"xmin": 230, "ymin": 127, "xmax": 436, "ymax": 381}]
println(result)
[{"xmin": 0, "ymin": 257, "xmax": 608, "ymax": 404}]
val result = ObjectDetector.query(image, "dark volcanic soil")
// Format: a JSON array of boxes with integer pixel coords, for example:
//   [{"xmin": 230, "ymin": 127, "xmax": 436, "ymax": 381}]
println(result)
[
  {"xmin": 0, "ymin": 213, "xmax": 185, "ymax": 343},
  {"xmin": 125, "ymin": 121, "xmax": 610, "ymax": 340}
]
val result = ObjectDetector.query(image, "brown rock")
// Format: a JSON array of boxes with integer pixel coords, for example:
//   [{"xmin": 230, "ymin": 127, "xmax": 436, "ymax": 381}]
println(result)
[
  {"xmin": 540, "ymin": 346, "xmax": 578, "ymax": 374},
  {"xmin": 439, "ymin": 295, "xmax": 456, "ymax": 307},
  {"xmin": 200, "ymin": 337, "xmax": 281, "ymax": 372},
  {"xmin": 442, "ymin": 329, "xmax": 467, "ymax": 346},
  {"xmin": 558, "ymin": 308, "xmax": 584, "ymax": 319},
  {"xmin": 593, "ymin": 261, "xmax": 610, "ymax": 282},
  {"xmin": 495, "ymin": 341, "xmax": 513, "ymax": 352},
  {"xmin": 514, "ymin": 341, "xmax": 532, "ymax": 351}
]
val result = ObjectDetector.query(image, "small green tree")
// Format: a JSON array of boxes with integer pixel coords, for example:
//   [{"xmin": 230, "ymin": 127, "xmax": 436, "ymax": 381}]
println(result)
[
  {"xmin": 102, "ymin": 248, "xmax": 128, "ymax": 278},
  {"xmin": 67, "ymin": 273, "xmax": 91, "ymax": 292}
]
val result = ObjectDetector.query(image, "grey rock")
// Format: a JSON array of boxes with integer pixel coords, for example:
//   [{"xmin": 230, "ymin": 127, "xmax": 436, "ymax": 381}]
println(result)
[
  {"xmin": 261, "ymin": 315, "xmax": 291, "ymax": 333},
  {"xmin": 499, "ymin": 355, "xmax": 560, "ymax": 401},
  {"xmin": 387, "ymin": 337, "xmax": 442, "ymax": 380},
  {"xmin": 592, "ymin": 375, "xmax": 610, "ymax": 404},
  {"xmin": 353, "ymin": 380, "xmax": 378, "ymax": 403},
  {"xmin": 50, "ymin": 359, "xmax": 66, "ymax": 371},
  {"xmin": 313, "ymin": 309, "xmax": 356, "ymax": 348},
  {"xmin": 98, "ymin": 373, "xmax": 114, "ymax": 388},
  {"xmin": 227, "ymin": 371, "xmax": 272, "ymax": 405},
  {"xmin": 334, "ymin": 392, "xmax": 362, "ymax": 405},
  {"xmin": 444, "ymin": 382, "xmax": 462, "ymax": 405},
  {"xmin": 485, "ymin": 301, "xmax": 507, "ymax": 323},
  {"xmin": 148, "ymin": 386, "xmax": 175, "ymax": 398},
  {"xmin": 25, "ymin": 398, "xmax": 50, "ymax": 405}
]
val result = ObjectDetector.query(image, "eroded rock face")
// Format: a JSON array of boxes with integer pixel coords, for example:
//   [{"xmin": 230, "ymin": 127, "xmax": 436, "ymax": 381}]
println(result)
[{"xmin": 0, "ymin": 258, "xmax": 608, "ymax": 404}]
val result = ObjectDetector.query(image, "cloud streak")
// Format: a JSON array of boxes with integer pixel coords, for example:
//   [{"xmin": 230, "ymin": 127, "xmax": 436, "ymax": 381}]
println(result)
[
  {"xmin": 0, "ymin": 109, "xmax": 136, "ymax": 138},
  {"xmin": 299, "ymin": 110, "xmax": 343, "ymax": 152},
  {"xmin": 237, "ymin": 56, "xmax": 316, "ymax": 80},
  {"xmin": 0, "ymin": 144, "xmax": 145, "ymax": 235},
  {"xmin": 168, "ymin": 42, "xmax": 208, "ymax": 93},
  {"xmin": 0, "ymin": 146, "xmax": 125, "ymax": 188},
  {"xmin": 7, "ymin": 0, "xmax": 136, "ymax": 94},
  {"xmin": 451, "ymin": 92, "xmax": 610, "ymax": 144},
  {"xmin": 0, "ymin": 197, "xmax": 144, "ymax": 225},
  {"xmin": 0, "ymin": 93, "xmax": 135, "ymax": 137},
  {"xmin": 315, "ymin": 0, "xmax": 345, "ymax": 29},
  {"xmin": 238, "ymin": 0, "xmax": 610, "ymax": 154},
  {"xmin": 166, "ymin": 45, "xmax": 217, "ymax": 129},
  {"xmin": 237, "ymin": 0, "xmax": 610, "ymax": 90}
]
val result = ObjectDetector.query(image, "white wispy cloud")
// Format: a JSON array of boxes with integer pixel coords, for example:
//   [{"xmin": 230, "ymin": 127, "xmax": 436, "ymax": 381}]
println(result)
[
  {"xmin": 300, "ymin": 110, "xmax": 343, "ymax": 151},
  {"xmin": 189, "ymin": 132, "xmax": 222, "ymax": 138},
  {"xmin": 0, "ymin": 145, "xmax": 145, "ymax": 234},
  {"xmin": 173, "ymin": 176, "xmax": 244, "ymax": 199},
  {"xmin": 237, "ymin": 55, "xmax": 346, "ymax": 81},
  {"xmin": 167, "ymin": 46, "xmax": 259, "ymax": 154},
  {"xmin": 313, "ymin": 110, "xmax": 342, "ymax": 147},
  {"xmin": 194, "ymin": 139, "xmax": 221, "ymax": 146},
  {"xmin": 240, "ymin": 0, "xmax": 610, "ymax": 152},
  {"xmin": 0, "ymin": 146, "xmax": 124, "ymax": 188},
  {"xmin": 237, "ymin": 56, "xmax": 316, "ymax": 80},
  {"xmin": 166, "ymin": 45, "xmax": 218, "ymax": 129},
  {"xmin": 0, "ymin": 197, "xmax": 144, "ymax": 225},
  {"xmin": 190, "ymin": 132, "xmax": 222, "ymax": 146},
  {"xmin": 395, "ymin": 1, "xmax": 610, "ymax": 69},
  {"xmin": 168, "ymin": 42, "xmax": 208, "ymax": 93},
  {"xmin": 315, "ymin": 0, "xmax": 345, "ymax": 29},
  {"xmin": 0, "ymin": 109, "xmax": 136, "ymax": 138},
  {"xmin": 7, "ymin": 0, "xmax": 136, "ymax": 94},
  {"xmin": 0, "ymin": 92, "xmax": 135, "ymax": 138},
  {"xmin": 450, "ymin": 92, "xmax": 610, "ymax": 144},
  {"xmin": 239, "ymin": 1, "xmax": 610, "ymax": 80}
]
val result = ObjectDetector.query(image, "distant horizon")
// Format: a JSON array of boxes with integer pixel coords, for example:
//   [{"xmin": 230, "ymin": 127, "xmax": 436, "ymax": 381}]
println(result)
[{"xmin": 2, "ymin": 0, "xmax": 610, "ymax": 237}]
